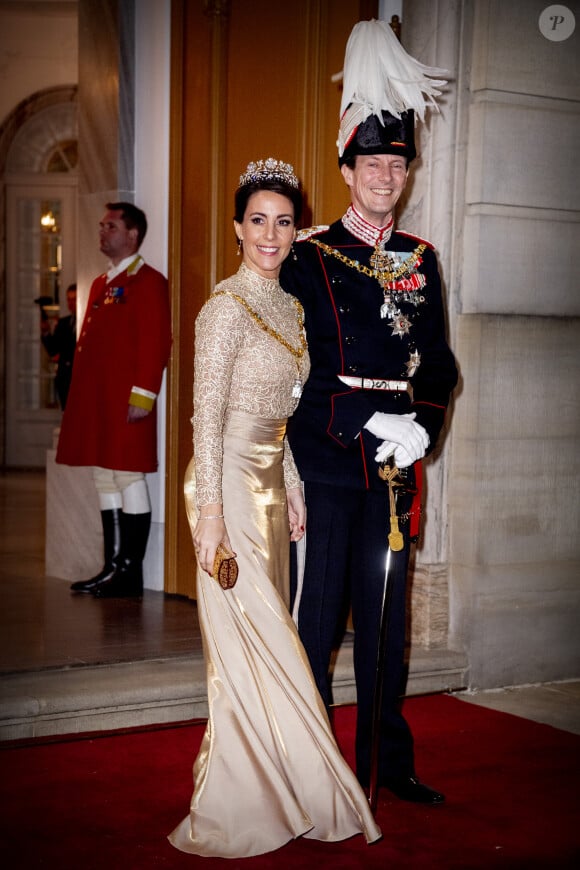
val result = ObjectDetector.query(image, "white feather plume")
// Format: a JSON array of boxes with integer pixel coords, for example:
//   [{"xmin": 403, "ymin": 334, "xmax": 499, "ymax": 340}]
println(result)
[{"xmin": 338, "ymin": 19, "xmax": 447, "ymax": 123}]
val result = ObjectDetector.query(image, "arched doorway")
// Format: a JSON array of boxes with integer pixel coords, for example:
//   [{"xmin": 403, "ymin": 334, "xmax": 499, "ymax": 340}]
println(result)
[{"xmin": 1, "ymin": 88, "xmax": 78, "ymax": 467}]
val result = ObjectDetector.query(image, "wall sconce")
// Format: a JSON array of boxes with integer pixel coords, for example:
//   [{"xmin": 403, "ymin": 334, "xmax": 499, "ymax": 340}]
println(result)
[{"xmin": 40, "ymin": 210, "xmax": 56, "ymax": 229}]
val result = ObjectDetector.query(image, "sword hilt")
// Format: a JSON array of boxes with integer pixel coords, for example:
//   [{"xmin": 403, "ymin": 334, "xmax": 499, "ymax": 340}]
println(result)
[
  {"xmin": 378, "ymin": 461, "xmax": 405, "ymax": 552},
  {"xmin": 388, "ymin": 518, "xmax": 404, "ymax": 551}
]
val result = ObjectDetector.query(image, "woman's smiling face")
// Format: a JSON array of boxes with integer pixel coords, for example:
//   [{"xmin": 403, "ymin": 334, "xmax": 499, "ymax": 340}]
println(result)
[{"xmin": 234, "ymin": 190, "xmax": 295, "ymax": 279}]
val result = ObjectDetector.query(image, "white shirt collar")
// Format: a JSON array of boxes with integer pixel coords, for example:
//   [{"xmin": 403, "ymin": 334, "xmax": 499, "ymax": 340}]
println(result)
[{"xmin": 106, "ymin": 253, "xmax": 144, "ymax": 282}]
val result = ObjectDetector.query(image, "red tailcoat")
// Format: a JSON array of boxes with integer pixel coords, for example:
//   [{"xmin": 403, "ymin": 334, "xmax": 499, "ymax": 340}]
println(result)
[{"xmin": 56, "ymin": 261, "xmax": 172, "ymax": 472}]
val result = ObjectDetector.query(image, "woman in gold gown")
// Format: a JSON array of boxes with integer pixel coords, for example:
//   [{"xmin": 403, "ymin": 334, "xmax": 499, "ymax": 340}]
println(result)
[{"xmin": 168, "ymin": 158, "xmax": 381, "ymax": 858}]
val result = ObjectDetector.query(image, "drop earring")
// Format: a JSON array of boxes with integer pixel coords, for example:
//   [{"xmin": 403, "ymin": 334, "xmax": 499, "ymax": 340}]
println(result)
[
  {"xmin": 291, "ymin": 243, "xmax": 297, "ymax": 261},
  {"xmin": 237, "ymin": 238, "xmax": 242, "ymax": 256}
]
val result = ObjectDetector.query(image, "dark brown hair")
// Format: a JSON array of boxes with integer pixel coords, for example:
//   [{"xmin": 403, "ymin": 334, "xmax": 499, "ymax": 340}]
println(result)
[
  {"xmin": 234, "ymin": 178, "xmax": 303, "ymax": 225},
  {"xmin": 106, "ymin": 201, "xmax": 148, "ymax": 247}
]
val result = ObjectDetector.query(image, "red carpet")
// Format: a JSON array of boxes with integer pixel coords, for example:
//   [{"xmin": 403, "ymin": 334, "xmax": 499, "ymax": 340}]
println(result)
[{"xmin": 1, "ymin": 695, "xmax": 579, "ymax": 868}]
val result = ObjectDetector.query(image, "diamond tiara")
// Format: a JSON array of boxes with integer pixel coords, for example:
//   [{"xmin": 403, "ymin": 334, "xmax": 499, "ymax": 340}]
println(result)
[{"xmin": 239, "ymin": 158, "xmax": 299, "ymax": 189}]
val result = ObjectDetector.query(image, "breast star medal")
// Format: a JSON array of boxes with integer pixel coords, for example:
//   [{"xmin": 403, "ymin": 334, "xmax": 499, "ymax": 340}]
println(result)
[
  {"xmin": 406, "ymin": 350, "xmax": 421, "ymax": 376},
  {"xmin": 391, "ymin": 314, "xmax": 412, "ymax": 338}
]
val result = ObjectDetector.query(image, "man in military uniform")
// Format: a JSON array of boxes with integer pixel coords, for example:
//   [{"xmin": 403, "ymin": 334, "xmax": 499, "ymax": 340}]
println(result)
[
  {"xmin": 281, "ymin": 20, "xmax": 457, "ymax": 805},
  {"xmin": 57, "ymin": 202, "xmax": 172, "ymax": 598}
]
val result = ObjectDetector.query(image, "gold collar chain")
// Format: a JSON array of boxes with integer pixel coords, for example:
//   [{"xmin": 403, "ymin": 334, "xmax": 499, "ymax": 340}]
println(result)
[
  {"xmin": 310, "ymin": 238, "xmax": 427, "ymax": 285},
  {"xmin": 212, "ymin": 290, "xmax": 307, "ymax": 360}
]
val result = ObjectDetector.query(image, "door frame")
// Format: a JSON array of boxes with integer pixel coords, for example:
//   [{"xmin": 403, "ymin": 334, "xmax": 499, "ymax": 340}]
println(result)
[{"xmin": 5, "ymin": 175, "xmax": 77, "ymax": 467}]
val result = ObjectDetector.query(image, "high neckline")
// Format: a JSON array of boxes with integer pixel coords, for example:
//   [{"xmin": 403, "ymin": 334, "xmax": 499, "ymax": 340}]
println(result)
[
  {"xmin": 238, "ymin": 262, "xmax": 282, "ymax": 293},
  {"xmin": 341, "ymin": 205, "xmax": 394, "ymax": 248}
]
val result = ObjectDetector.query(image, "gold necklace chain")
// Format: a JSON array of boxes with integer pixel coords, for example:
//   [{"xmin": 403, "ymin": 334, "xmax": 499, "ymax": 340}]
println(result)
[
  {"xmin": 213, "ymin": 290, "xmax": 307, "ymax": 359},
  {"xmin": 310, "ymin": 238, "xmax": 427, "ymax": 283}
]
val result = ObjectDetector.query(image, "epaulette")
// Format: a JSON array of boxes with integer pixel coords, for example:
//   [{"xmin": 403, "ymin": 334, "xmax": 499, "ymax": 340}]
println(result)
[
  {"xmin": 295, "ymin": 225, "xmax": 329, "ymax": 242},
  {"xmin": 397, "ymin": 229, "xmax": 435, "ymax": 250}
]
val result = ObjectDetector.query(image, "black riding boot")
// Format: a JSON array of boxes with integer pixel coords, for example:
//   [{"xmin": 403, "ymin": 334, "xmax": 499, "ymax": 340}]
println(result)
[
  {"xmin": 70, "ymin": 509, "xmax": 122, "ymax": 593},
  {"xmin": 93, "ymin": 512, "xmax": 151, "ymax": 598}
]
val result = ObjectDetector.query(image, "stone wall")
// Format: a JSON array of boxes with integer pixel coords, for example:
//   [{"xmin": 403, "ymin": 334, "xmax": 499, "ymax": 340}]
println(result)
[{"xmin": 404, "ymin": 0, "xmax": 580, "ymax": 686}]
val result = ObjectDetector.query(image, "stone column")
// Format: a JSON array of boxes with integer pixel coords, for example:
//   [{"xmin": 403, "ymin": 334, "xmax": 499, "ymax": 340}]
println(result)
[{"xmin": 397, "ymin": 0, "xmax": 464, "ymax": 648}]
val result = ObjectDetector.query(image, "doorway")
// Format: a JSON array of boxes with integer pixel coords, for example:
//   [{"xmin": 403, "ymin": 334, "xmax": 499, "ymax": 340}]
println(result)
[
  {"xmin": 5, "ymin": 181, "xmax": 77, "ymax": 466},
  {"xmin": 2, "ymin": 97, "xmax": 78, "ymax": 467}
]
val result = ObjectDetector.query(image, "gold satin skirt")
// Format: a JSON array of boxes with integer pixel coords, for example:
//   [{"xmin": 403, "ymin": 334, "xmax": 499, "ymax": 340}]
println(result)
[{"xmin": 169, "ymin": 410, "xmax": 381, "ymax": 858}]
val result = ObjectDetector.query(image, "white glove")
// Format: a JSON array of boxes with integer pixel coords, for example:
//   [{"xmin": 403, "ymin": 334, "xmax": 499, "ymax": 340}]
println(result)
[
  {"xmin": 364, "ymin": 412, "xmax": 429, "ymax": 467},
  {"xmin": 374, "ymin": 441, "xmax": 418, "ymax": 468}
]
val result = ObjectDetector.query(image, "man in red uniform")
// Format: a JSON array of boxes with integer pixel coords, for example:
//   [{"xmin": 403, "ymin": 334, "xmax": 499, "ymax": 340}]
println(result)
[{"xmin": 57, "ymin": 202, "xmax": 172, "ymax": 598}]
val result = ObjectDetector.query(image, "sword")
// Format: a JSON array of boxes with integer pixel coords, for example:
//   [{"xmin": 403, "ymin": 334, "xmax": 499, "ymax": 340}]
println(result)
[{"xmin": 368, "ymin": 459, "xmax": 405, "ymax": 813}]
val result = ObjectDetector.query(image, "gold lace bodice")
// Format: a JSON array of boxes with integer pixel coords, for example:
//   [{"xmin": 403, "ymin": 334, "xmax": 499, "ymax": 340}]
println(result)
[{"xmin": 193, "ymin": 264, "xmax": 310, "ymax": 506}]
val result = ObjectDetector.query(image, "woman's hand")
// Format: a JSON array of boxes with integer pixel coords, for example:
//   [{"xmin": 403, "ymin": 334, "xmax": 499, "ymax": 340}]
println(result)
[
  {"xmin": 287, "ymin": 487, "xmax": 306, "ymax": 542},
  {"xmin": 192, "ymin": 504, "xmax": 233, "ymax": 575}
]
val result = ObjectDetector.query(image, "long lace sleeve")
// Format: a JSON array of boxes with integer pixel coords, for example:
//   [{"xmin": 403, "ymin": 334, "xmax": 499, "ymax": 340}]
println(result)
[
  {"xmin": 283, "ymin": 436, "xmax": 301, "ymax": 489},
  {"xmin": 193, "ymin": 295, "xmax": 245, "ymax": 507}
]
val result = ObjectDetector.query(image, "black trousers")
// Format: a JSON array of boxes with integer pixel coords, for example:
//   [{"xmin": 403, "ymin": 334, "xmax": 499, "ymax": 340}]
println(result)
[{"xmin": 291, "ymin": 480, "xmax": 416, "ymax": 785}]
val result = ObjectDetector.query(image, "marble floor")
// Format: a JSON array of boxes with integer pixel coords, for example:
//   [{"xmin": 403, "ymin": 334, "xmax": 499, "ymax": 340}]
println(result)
[{"xmin": 1, "ymin": 468, "xmax": 579, "ymax": 740}]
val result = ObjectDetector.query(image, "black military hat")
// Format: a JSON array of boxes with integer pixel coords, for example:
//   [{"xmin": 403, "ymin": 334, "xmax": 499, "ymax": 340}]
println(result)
[
  {"xmin": 339, "ymin": 108, "xmax": 416, "ymax": 166},
  {"xmin": 335, "ymin": 20, "xmax": 446, "ymax": 166}
]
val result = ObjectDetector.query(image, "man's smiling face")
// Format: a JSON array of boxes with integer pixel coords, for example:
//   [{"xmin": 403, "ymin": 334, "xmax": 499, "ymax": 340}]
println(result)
[{"xmin": 341, "ymin": 153, "xmax": 408, "ymax": 227}]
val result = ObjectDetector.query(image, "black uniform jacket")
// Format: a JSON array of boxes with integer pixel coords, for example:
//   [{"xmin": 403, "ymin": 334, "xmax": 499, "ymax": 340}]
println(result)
[
  {"xmin": 42, "ymin": 314, "xmax": 76, "ymax": 371},
  {"xmin": 280, "ymin": 219, "xmax": 458, "ymax": 491}
]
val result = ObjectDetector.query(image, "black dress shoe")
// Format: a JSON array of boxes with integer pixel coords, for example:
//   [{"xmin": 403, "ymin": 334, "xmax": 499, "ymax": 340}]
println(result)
[
  {"xmin": 91, "ymin": 562, "xmax": 143, "ymax": 598},
  {"xmin": 70, "ymin": 565, "xmax": 116, "ymax": 594},
  {"xmin": 384, "ymin": 776, "xmax": 445, "ymax": 804}
]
